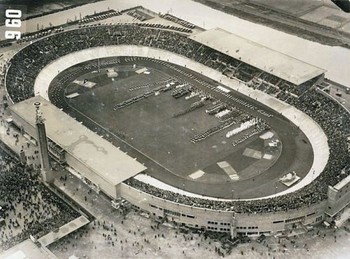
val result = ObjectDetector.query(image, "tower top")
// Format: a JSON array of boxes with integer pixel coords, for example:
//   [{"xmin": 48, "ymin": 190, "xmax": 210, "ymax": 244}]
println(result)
[{"xmin": 34, "ymin": 101, "xmax": 45, "ymax": 124}]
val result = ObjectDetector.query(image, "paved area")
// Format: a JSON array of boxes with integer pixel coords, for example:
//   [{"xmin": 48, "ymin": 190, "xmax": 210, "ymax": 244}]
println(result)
[
  {"xmin": 0, "ymin": 239, "xmax": 56, "ymax": 259},
  {"xmin": 50, "ymin": 175, "xmax": 350, "ymax": 259},
  {"xmin": 50, "ymin": 165, "xmax": 350, "ymax": 259}
]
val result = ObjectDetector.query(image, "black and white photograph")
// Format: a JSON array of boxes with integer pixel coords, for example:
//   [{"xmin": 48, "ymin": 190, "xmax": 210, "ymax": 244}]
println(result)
[{"xmin": 0, "ymin": 0, "xmax": 350, "ymax": 258}]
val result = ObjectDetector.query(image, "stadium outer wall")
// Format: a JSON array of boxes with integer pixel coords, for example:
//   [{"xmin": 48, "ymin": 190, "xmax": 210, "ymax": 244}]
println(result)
[
  {"xmin": 118, "ymin": 184, "xmax": 328, "ymax": 237},
  {"xmin": 7, "ymin": 45, "xmax": 331, "ymax": 237},
  {"xmin": 8, "ymin": 94, "xmax": 329, "ymax": 237}
]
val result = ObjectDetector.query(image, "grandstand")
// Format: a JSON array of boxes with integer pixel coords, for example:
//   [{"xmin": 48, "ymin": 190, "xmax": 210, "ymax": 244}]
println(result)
[
  {"xmin": 10, "ymin": 96, "xmax": 146, "ymax": 199},
  {"xmin": 190, "ymin": 28, "xmax": 326, "ymax": 86}
]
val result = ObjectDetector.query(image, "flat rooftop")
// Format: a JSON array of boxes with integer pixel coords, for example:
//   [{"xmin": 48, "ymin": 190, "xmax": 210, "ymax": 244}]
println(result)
[
  {"xmin": 190, "ymin": 28, "xmax": 326, "ymax": 85},
  {"xmin": 10, "ymin": 96, "xmax": 146, "ymax": 186},
  {"xmin": 334, "ymin": 173, "xmax": 350, "ymax": 191},
  {"xmin": 37, "ymin": 216, "xmax": 90, "ymax": 247}
]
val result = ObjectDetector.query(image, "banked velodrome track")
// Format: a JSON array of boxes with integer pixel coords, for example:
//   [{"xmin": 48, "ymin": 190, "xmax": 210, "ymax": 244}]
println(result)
[{"xmin": 5, "ymin": 24, "xmax": 341, "ymax": 213}]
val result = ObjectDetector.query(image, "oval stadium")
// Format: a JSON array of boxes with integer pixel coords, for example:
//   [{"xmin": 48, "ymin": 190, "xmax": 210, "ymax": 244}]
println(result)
[{"xmin": 3, "ymin": 12, "xmax": 350, "ymax": 239}]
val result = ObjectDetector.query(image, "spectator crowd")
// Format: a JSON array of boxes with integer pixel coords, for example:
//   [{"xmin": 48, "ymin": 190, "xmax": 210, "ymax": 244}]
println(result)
[
  {"xmin": 0, "ymin": 149, "xmax": 80, "ymax": 250},
  {"xmin": 4, "ymin": 23, "xmax": 350, "ymax": 214}
]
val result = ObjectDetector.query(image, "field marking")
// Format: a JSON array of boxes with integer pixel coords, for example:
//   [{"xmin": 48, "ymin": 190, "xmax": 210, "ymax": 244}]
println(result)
[
  {"xmin": 263, "ymin": 154, "xmax": 273, "ymax": 160},
  {"xmin": 217, "ymin": 161, "xmax": 239, "ymax": 181},
  {"xmin": 243, "ymin": 148, "xmax": 262, "ymax": 159},
  {"xmin": 189, "ymin": 170, "xmax": 205, "ymax": 179}
]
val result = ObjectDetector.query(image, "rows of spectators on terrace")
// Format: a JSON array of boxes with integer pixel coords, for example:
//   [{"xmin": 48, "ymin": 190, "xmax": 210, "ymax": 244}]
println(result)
[
  {"xmin": 4, "ymin": 24, "xmax": 350, "ymax": 213},
  {"xmin": 7, "ymin": 24, "xmax": 308, "ymax": 103}
]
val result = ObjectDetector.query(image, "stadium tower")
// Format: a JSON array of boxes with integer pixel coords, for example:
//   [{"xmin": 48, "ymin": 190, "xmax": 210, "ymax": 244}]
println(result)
[{"xmin": 34, "ymin": 101, "xmax": 54, "ymax": 183}]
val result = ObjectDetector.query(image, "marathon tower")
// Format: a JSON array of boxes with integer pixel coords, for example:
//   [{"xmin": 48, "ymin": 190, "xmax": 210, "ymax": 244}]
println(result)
[{"xmin": 34, "ymin": 102, "xmax": 54, "ymax": 183}]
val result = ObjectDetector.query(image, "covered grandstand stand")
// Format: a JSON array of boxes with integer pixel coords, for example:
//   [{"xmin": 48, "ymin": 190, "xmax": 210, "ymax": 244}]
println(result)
[
  {"xmin": 9, "ymin": 96, "xmax": 147, "ymax": 199},
  {"xmin": 190, "ymin": 28, "xmax": 326, "ymax": 86}
]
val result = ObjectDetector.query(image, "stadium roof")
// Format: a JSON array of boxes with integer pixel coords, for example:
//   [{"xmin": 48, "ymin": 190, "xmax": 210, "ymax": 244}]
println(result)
[
  {"xmin": 190, "ymin": 28, "xmax": 326, "ymax": 85},
  {"xmin": 10, "ymin": 96, "xmax": 146, "ymax": 186}
]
